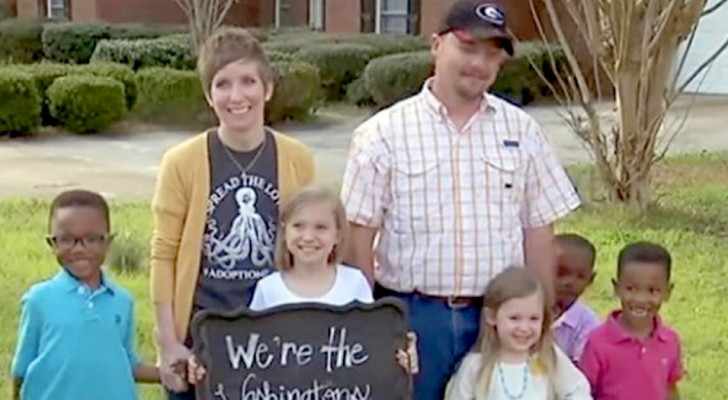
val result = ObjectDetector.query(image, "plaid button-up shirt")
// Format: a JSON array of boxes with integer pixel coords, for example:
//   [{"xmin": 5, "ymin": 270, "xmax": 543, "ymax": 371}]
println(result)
[{"xmin": 341, "ymin": 81, "xmax": 581, "ymax": 296}]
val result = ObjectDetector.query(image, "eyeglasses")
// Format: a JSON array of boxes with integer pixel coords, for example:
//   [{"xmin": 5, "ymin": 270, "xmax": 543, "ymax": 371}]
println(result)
[{"xmin": 46, "ymin": 233, "xmax": 111, "ymax": 250}]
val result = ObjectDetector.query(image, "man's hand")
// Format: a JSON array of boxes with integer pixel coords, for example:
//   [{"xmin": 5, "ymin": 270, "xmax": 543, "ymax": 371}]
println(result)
[
  {"xmin": 344, "ymin": 223, "xmax": 378, "ymax": 286},
  {"xmin": 524, "ymin": 224, "xmax": 556, "ymax": 294}
]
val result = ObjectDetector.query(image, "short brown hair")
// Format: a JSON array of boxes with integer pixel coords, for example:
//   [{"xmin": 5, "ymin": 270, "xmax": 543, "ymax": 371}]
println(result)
[
  {"xmin": 274, "ymin": 185, "xmax": 348, "ymax": 271},
  {"xmin": 197, "ymin": 27, "xmax": 274, "ymax": 97}
]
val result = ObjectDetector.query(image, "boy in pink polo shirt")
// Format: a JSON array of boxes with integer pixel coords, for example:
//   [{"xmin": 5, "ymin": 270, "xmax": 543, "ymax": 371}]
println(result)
[{"xmin": 580, "ymin": 241, "xmax": 683, "ymax": 400}]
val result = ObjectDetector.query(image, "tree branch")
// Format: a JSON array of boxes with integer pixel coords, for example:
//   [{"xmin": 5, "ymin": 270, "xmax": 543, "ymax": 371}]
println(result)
[
  {"xmin": 702, "ymin": 0, "xmax": 728, "ymax": 16},
  {"xmin": 675, "ymin": 36, "xmax": 728, "ymax": 96}
]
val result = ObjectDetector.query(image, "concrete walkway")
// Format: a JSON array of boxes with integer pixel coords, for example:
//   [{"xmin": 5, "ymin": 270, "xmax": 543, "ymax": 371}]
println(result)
[{"xmin": 1, "ymin": 95, "xmax": 727, "ymax": 200}]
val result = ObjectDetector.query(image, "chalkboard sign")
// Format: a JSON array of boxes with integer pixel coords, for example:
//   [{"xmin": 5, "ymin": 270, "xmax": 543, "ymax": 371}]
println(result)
[{"xmin": 190, "ymin": 298, "xmax": 412, "ymax": 400}]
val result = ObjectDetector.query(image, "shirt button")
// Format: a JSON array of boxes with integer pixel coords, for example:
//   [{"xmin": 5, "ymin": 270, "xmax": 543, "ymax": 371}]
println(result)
[
  {"xmin": 77, "ymin": 287, "xmax": 85, "ymax": 295},
  {"xmin": 641, "ymin": 347, "xmax": 646, "ymax": 354},
  {"xmin": 87, "ymin": 302, "xmax": 94, "ymax": 309}
]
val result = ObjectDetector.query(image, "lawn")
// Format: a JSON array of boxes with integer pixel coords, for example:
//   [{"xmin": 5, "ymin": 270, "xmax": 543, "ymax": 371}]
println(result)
[{"xmin": 1, "ymin": 152, "xmax": 726, "ymax": 400}]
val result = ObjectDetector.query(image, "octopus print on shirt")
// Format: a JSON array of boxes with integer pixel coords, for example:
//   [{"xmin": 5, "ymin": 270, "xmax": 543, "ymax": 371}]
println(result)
[{"xmin": 195, "ymin": 129, "xmax": 279, "ymax": 313}]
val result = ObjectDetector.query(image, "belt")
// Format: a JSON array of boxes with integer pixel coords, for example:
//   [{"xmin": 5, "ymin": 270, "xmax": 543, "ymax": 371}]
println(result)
[{"xmin": 426, "ymin": 294, "xmax": 483, "ymax": 308}]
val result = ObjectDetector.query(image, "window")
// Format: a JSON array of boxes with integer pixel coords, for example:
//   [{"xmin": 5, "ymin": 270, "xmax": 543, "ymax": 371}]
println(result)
[
  {"xmin": 369, "ymin": 0, "xmax": 419, "ymax": 34},
  {"xmin": 378, "ymin": 0, "xmax": 408, "ymax": 34},
  {"xmin": 47, "ymin": 0, "xmax": 68, "ymax": 19},
  {"xmin": 275, "ymin": 0, "xmax": 295, "ymax": 28},
  {"xmin": 309, "ymin": 0, "xmax": 324, "ymax": 30}
]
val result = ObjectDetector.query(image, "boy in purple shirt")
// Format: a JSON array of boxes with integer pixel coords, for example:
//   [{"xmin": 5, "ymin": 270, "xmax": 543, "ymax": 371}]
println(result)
[
  {"xmin": 580, "ymin": 241, "xmax": 684, "ymax": 400},
  {"xmin": 552, "ymin": 233, "xmax": 601, "ymax": 363}
]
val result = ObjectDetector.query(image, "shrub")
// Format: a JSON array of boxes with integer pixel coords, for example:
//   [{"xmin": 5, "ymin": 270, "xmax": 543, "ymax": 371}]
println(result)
[
  {"xmin": 492, "ymin": 42, "xmax": 568, "ymax": 106},
  {"xmin": 91, "ymin": 33, "xmax": 196, "ymax": 70},
  {"xmin": 133, "ymin": 67, "xmax": 210, "ymax": 128},
  {"xmin": 0, "ymin": 68, "xmax": 42, "ymax": 135},
  {"xmin": 338, "ymin": 33, "xmax": 429, "ymax": 57},
  {"xmin": 265, "ymin": 50, "xmax": 294, "ymax": 63},
  {"xmin": 19, "ymin": 62, "xmax": 73, "ymax": 125},
  {"xmin": 294, "ymin": 43, "xmax": 379, "ymax": 101},
  {"xmin": 47, "ymin": 75, "xmax": 126, "ymax": 133},
  {"xmin": 0, "ymin": 19, "xmax": 46, "ymax": 63},
  {"xmin": 267, "ymin": 61, "xmax": 322, "ymax": 124},
  {"xmin": 42, "ymin": 22, "xmax": 111, "ymax": 63},
  {"xmin": 107, "ymin": 231, "xmax": 147, "ymax": 275},
  {"xmin": 363, "ymin": 51, "xmax": 433, "ymax": 107},
  {"xmin": 75, "ymin": 62, "xmax": 137, "ymax": 109},
  {"xmin": 345, "ymin": 76, "xmax": 374, "ymax": 107}
]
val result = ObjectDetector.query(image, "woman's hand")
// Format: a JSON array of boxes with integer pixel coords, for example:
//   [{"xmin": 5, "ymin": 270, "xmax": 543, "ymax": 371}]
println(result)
[{"xmin": 160, "ymin": 340, "xmax": 193, "ymax": 392}]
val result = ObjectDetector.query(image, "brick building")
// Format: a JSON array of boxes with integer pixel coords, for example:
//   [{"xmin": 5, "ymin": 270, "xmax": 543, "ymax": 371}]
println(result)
[{"xmin": 16, "ymin": 0, "xmax": 545, "ymax": 41}]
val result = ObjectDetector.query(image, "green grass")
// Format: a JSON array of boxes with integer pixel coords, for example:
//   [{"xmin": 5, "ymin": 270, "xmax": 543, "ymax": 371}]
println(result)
[{"xmin": 1, "ymin": 153, "xmax": 727, "ymax": 399}]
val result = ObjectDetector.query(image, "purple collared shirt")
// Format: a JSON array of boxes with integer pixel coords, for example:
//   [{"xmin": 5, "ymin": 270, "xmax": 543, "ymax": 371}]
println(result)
[
  {"xmin": 552, "ymin": 301, "xmax": 601, "ymax": 363},
  {"xmin": 580, "ymin": 310, "xmax": 684, "ymax": 400}
]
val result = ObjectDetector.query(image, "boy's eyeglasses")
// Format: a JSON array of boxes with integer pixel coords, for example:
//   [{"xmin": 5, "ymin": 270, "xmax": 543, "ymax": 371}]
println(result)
[{"xmin": 46, "ymin": 233, "xmax": 112, "ymax": 250}]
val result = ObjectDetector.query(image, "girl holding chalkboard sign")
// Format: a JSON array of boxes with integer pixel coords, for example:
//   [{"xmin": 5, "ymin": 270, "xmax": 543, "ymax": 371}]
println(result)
[
  {"xmin": 447, "ymin": 267, "xmax": 592, "ymax": 400},
  {"xmin": 188, "ymin": 185, "xmax": 418, "ymax": 381}
]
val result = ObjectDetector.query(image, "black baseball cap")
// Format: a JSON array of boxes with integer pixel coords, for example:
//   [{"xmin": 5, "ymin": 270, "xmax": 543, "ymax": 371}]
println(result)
[{"xmin": 438, "ymin": 1, "xmax": 514, "ymax": 56}]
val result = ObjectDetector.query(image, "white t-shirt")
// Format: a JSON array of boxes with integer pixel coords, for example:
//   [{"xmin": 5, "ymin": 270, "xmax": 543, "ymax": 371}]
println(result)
[
  {"xmin": 249, "ymin": 265, "xmax": 373, "ymax": 311},
  {"xmin": 447, "ymin": 345, "xmax": 593, "ymax": 400}
]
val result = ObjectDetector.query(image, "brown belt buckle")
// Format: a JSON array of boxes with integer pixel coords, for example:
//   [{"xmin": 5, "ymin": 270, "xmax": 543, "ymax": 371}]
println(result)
[{"xmin": 447, "ymin": 296, "xmax": 471, "ymax": 309}]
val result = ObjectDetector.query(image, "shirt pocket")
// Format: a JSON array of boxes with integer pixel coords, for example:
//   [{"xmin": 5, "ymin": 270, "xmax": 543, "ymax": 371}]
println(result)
[
  {"xmin": 391, "ymin": 159, "xmax": 441, "ymax": 233},
  {"xmin": 478, "ymin": 148, "xmax": 523, "ymax": 234}
]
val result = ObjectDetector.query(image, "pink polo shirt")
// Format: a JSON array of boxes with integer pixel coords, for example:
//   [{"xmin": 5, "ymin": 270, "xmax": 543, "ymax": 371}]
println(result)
[{"xmin": 580, "ymin": 311, "xmax": 684, "ymax": 400}]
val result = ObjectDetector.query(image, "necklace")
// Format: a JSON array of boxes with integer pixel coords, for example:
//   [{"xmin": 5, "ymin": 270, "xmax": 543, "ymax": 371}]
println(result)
[
  {"xmin": 496, "ymin": 361, "xmax": 529, "ymax": 399},
  {"xmin": 219, "ymin": 130, "xmax": 267, "ymax": 177}
]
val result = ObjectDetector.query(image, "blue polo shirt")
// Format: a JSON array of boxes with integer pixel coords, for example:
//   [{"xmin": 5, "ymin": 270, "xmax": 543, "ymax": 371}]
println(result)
[{"xmin": 11, "ymin": 268, "xmax": 141, "ymax": 400}]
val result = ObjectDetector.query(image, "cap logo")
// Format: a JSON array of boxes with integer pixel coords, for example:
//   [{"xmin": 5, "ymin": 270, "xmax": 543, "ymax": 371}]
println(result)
[{"xmin": 475, "ymin": 4, "xmax": 505, "ymax": 26}]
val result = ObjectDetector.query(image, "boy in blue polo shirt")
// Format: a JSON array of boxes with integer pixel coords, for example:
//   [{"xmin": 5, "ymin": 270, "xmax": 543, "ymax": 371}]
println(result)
[{"xmin": 11, "ymin": 189, "xmax": 159, "ymax": 400}]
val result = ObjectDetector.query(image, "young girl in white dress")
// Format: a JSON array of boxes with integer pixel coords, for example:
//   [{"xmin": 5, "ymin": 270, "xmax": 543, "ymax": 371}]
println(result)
[
  {"xmin": 447, "ymin": 267, "xmax": 592, "ymax": 400},
  {"xmin": 188, "ymin": 184, "xmax": 417, "ymax": 381}
]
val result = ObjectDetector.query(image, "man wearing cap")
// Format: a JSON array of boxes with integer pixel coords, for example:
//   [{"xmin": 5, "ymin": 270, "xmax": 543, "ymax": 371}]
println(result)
[{"xmin": 340, "ymin": 1, "xmax": 580, "ymax": 398}]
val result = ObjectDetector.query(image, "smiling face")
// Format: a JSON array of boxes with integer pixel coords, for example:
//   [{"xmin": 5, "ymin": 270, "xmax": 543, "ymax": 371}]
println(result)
[
  {"xmin": 431, "ymin": 30, "xmax": 509, "ymax": 101},
  {"xmin": 284, "ymin": 201, "xmax": 339, "ymax": 270},
  {"xmin": 487, "ymin": 291, "xmax": 545, "ymax": 356},
  {"xmin": 614, "ymin": 261, "xmax": 672, "ymax": 332},
  {"xmin": 48, "ymin": 206, "xmax": 110, "ymax": 286},
  {"xmin": 207, "ymin": 59, "xmax": 272, "ymax": 137}
]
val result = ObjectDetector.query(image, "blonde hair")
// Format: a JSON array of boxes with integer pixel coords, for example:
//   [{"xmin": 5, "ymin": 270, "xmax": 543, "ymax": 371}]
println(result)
[
  {"xmin": 274, "ymin": 185, "xmax": 348, "ymax": 271},
  {"xmin": 475, "ymin": 267, "xmax": 557, "ymax": 399},
  {"xmin": 197, "ymin": 26, "xmax": 274, "ymax": 97}
]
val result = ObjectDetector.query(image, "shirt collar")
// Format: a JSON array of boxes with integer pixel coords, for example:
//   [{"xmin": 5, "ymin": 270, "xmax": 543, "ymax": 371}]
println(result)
[
  {"xmin": 54, "ymin": 267, "xmax": 115, "ymax": 295},
  {"xmin": 604, "ymin": 310, "xmax": 669, "ymax": 343},
  {"xmin": 420, "ymin": 78, "xmax": 496, "ymax": 120}
]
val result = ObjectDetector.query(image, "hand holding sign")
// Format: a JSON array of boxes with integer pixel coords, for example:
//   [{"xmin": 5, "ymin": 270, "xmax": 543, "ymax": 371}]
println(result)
[{"xmin": 190, "ymin": 298, "xmax": 412, "ymax": 400}]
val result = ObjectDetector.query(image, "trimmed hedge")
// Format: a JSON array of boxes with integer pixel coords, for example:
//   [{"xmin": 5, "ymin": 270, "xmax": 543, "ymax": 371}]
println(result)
[
  {"xmin": 76, "ymin": 62, "xmax": 137, "ymax": 109},
  {"xmin": 493, "ymin": 42, "xmax": 568, "ymax": 105},
  {"xmin": 294, "ymin": 43, "xmax": 379, "ymax": 101},
  {"xmin": 267, "ymin": 61, "xmax": 322, "ymax": 123},
  {"xmin": 42, "ymin": 22, "xmax": 184, "ymax": 64},
  {"xmin": 345, "ymin": 76, "xmax": 374, "ymax": 106},
  {"xmin": 0, "ymin": 19, "xmax": 46, "ymax": 63},
  {"xmin": 91, "ymin": 33, "xmax": 196, "ymax": 71},
  {"xmin": 133, "ymin": 67, "xmax": 210, "ymax": 127},
  {"xmin": 19, "ymin": 62, "xmax": 73, "ymax": 125},
  {"xmin": 47, "ymin": 75, "xmax": 126, "ymax": 133},
  {"xmin": 0, "ymin": 68, "xmax": 42, "ymax": 135},
  {"xmin": 363, "ymin": 51, "xmax": 434, "ymax": 107}
]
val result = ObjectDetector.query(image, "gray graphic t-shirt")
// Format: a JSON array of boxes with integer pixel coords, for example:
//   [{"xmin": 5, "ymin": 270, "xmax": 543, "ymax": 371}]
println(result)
[{"xmin": 194, "ymin": 129, "xmax": 279, "ymax": 313}]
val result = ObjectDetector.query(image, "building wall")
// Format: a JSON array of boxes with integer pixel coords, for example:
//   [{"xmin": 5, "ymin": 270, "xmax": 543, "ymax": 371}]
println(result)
[
  {"xmin": 324, "ymin": 0, "xmax": 359, "ymax": 33},
  {"xmin": 16, "ymin": 0, "xmax": 40, "ymax": 19},
  {"xmin": 94, "ymin": 0, "xmax": 265, "ymax": 26}
]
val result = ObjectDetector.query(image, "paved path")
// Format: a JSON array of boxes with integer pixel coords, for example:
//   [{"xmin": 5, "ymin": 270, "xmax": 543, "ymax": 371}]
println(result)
[{"xmin": 1, "ymin": 95, "xmax": 727, "ymax": 200}]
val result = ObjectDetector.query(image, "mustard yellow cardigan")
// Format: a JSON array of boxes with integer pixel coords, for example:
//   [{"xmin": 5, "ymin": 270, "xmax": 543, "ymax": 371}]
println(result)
[{"xmin": 150, "ymin": 130, "xmax": 315, "ymax": 340}]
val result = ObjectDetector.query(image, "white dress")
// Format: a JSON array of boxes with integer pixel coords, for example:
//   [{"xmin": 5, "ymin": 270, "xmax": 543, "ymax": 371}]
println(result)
[
  {"xmin": 248, "ymin": 264, "xmax": 373, "ymax": 310},
  {"xmin": 447, "ymin": 345, "xmax": 593, "ymax": 400}
]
